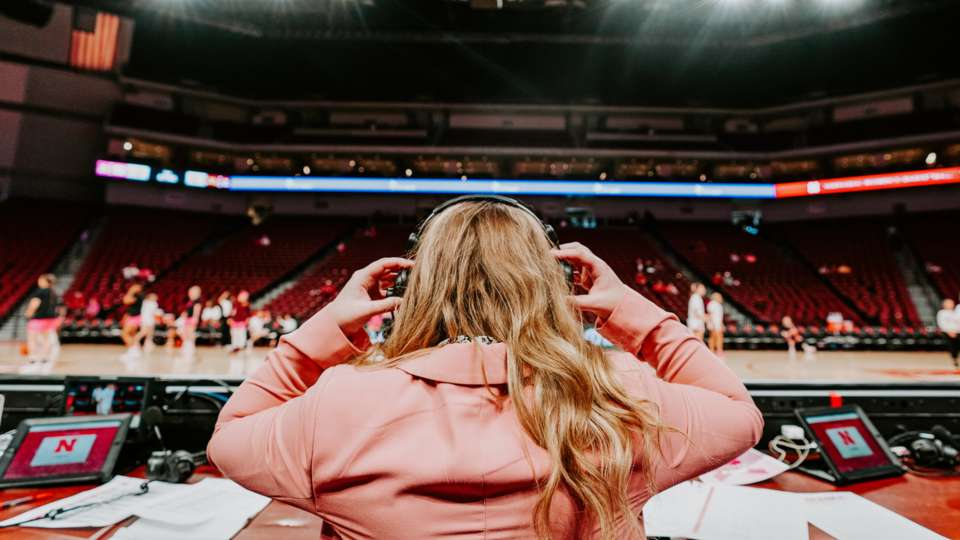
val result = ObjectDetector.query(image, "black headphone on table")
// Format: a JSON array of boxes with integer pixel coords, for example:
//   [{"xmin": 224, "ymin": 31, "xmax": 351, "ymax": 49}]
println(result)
[
  {"xmin": 888, "ymin": 425, "xmax": 959, "ymax": 477},
  {"xmin": 385, "ymin": 194, "xmax": 574, "ymax": 299}
]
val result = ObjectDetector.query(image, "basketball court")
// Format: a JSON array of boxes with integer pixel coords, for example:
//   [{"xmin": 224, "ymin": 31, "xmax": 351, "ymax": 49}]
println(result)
[{"xmin": 3, "ymin": 343, "xmax": 958, "ymax": 382}]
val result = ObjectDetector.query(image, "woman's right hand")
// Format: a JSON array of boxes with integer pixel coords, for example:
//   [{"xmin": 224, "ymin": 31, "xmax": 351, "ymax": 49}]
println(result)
[
  {"xmin": 553, "ymin": 242, "xmax": 626, "ymax": 321},
  {"xmin": 327, "ymin": 257, "xmax": 413, "ymax": 336}
]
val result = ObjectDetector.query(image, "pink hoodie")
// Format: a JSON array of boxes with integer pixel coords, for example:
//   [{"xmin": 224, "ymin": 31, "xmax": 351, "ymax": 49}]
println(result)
[{"xmin": 208, "ymin": 289, "xmax": 763, "ymax": 539}]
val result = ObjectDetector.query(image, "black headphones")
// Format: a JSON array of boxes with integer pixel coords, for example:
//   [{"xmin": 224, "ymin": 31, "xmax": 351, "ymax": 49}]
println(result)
[
  {"xmin": 146, "ymin": 449, "xmax": 200, "ymax": 483},
  {"xmin": 385, "ymin": 194, "xmax": 574, "ymax": 298},
  {"xmin": 888, "ymin": 425, "xmax": 959, "ymax": 475}
]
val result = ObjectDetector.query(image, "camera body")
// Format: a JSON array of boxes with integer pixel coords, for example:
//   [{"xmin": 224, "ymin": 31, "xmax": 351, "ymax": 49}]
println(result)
[{"xmin": 146, "ymin": 449, "xmax": 197, "ymax": 483}]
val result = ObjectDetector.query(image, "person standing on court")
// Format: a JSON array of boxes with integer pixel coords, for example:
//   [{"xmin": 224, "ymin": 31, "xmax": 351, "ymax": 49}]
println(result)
[
  {"xmin": 208, "ymin": 196, "xmax": 762, "ymax": 540},
  {"xmin": 707, "ymin": 292, "xmax": 725, "ymax": 359},
  {"xmin": 937, "ymin": 298, "xmax": 960, "ymax": 368},
  {"xmin": 25, "ymin": 274, "xmax": 60, "ymax": 363},
  {"xmin": 687, "ymin": 282, "xmax": 708, "ymax": 342}
]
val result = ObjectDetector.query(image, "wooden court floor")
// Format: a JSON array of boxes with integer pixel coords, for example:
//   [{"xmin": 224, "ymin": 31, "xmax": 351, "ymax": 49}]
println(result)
[{"xmin": 1, "ymin": 343, "xmax": 959, "ymax": 382}]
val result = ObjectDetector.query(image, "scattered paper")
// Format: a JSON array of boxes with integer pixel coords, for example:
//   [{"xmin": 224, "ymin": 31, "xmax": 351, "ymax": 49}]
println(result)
[
  {"xmin": 644, "ymin": 481, "xmax": 808, "ymax": 540},
  {"xmin": 0, "ymin": 476, "xmax": 190, "ymax": 529},
  {"xmin": 700, "ymin": 448, "xmax": 790, "ymax": 485},
  {"xmin": 114, "ymin": 497, "xmax": 269, "ymax": 540},
  {"xmin": 804, "ymin": 492, "xmax": 950, "ymax": 540},
  {"xmin": 133, "ymin": 477, "xmax": 270, "ymax": 525}
]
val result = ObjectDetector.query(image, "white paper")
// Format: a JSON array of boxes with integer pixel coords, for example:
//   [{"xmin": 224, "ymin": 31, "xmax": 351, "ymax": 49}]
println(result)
[
  {"xmin": 700, "ymin": 448, "xmax": 790, "ymax": 486},
  {"xmin": 643, "ymin": 481, "xmax": 712, "ymax": 538},
  {"xmin": 114, "ymin": 497, "xmax": 269, "ymax": 540},
  {"xmin": 0, "ymin": 476, "xmax": 190, "ymax": 529},
  {"xmin": 644, "ymin": 482, "xmax": 808, "ymax": 540},
  {"xmin": 804, "ymin": 492, "xmax": 950, "ymax": 540},
  {"xmin": 133, "ymin": 478, "xmax": 270, "ymax": 525}
]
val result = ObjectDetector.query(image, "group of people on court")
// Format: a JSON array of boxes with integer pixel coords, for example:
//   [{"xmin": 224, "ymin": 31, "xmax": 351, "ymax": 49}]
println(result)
[
  {"xmin": 24, "ymin": 265, "xmax": 960, "ymax": 369},
  {"xmin": 685, "ymin": 282, "xmax": 816, "ymax": 361},
  {"xmin": 117, "ymin": 283, "xmax": 300, "ymax": 360},
  {"xmin": 686, "ymin": 282, "xmax": 726, "ymax": 359}
]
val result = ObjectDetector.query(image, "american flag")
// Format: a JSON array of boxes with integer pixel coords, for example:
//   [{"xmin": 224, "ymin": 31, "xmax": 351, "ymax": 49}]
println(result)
[{"xmin": 70, "ymin": 11, "xmax": 120, "ymax": 72}]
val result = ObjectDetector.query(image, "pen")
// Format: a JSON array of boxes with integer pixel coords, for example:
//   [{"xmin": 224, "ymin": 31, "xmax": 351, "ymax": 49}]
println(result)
[{"xmin": 0, "ymin": 493, "xmax": 53, "ymax": 510}]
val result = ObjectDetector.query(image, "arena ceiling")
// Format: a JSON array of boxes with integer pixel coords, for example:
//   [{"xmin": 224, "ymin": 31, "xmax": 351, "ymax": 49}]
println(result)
[{"xmin": 62, "ymin": 0, "xmax": 960, "ymax": 106}]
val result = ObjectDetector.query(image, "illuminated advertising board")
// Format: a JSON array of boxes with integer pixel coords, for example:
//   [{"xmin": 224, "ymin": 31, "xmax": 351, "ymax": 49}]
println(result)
[
  {"xmin": 96, "ymin": 161, "xmax": 960, "ymax": 199},
  {"xmin": 775, "ymin": 168, "xmax": 960, "ymax": 198}
]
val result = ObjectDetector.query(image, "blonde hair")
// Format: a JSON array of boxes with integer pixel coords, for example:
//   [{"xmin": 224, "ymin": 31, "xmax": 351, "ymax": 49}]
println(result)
[{"xmin": 352, "ymin": 201, "xmax": 676, "ymax": 539}]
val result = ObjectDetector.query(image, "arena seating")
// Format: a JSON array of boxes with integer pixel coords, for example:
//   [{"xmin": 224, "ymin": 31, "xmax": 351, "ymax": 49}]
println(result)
[
  {"xmin": 0, "ymin": 199, "xmax": 90, "ymax": 321},
  {"xmin": 782, "ymin": 219, "xmax": 922, "ymax": 328},
  {"xmin": 148, "ymin": 217, "xmax": 349, "ymax": 314},
  {"xmin": 555, "ymin": 228, "xmax": 693, "ymax": 322},
  {"xmin": 265, "ymin": 225, "xmax": 413, "ymax": 319},
  {"xmin": 902, "ymin": 211, "xmax": 960, "ymax": 303},
  {"xmin": 657, "ymin": 222, "xmax": 860, "ymax": 327},
  {"xmin": 66, "ymin": 208, "xmax": 228, "ymax": 315}
]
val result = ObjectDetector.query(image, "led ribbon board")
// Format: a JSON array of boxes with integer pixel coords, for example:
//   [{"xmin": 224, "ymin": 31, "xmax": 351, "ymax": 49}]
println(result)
[
  {"xmin": 96, "ymin": 161, "xmax": 960, "ymax": 199},
  {"xmin": 226, "ymin": 177, "xmax": 777, "ymax": 198},
  {"xmin": 775, "ymin": 168, "xmax": 960, "ymax": 198}
]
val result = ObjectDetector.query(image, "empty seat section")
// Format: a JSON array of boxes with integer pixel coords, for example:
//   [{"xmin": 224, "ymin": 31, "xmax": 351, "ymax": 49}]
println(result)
[
  {"xmin": 0, "ymin": 199, "xmax": 89, "ymax": 320},
  {"xmin": 782, "ymin": 218, "xmax": 921, "ymax": 328},
  {"xmin": 658, "ymin": 222, "xmax": 858, "ymax": 326},
  {"xmin": 149, "ymin": 217, "xmax": 349, "ymax": 314},
  {"xmin": 66, "ymin": 208, "xmax": 227, "ymax": 314},
  {"xmin": 902, "ymin": 211, "xmax": 960, "ymax": 304}
]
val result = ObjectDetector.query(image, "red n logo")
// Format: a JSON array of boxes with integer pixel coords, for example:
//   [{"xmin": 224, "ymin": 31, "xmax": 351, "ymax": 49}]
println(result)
[
  {"xmin": 55, "ymin": 438, "xmax": 77, "ymax": 453},
  {"xmin": 837, "ymin": 430, "xmax": 855, "ymax": 446}
]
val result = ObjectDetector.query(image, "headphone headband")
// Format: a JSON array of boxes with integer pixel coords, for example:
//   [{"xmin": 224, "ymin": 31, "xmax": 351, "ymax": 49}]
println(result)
[
  {"xmin": 387, "ymin": 194, "xmax": 571, "ymax": 299},
  {"xmin": 406, "ymin": 194, "xmax": 560, "ymax": 253}
]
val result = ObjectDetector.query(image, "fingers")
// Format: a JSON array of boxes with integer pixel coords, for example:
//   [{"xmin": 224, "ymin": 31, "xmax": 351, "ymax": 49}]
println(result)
[
  {"xmin": 552, "ymin": 248, "xmax": 602, "ymax": 272},
  {"xmin": 557, "ymin": 242, "xmax": 596, "ymax": 256},
  {"xmin": 365, "ymin": 297, "xmax": 401, "ymax": 316},
  {"xmin": 362, "ymin": 257, "xmax": 414, "ymax": 277},
  {"xmin": 354, "ymin": 257, "xmax": 414, "ymax": 288}
]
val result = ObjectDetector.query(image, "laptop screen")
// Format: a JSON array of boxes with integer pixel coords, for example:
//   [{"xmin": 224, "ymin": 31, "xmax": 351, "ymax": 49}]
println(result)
[{"xmin": 2, "ymin": 420, "xmax": 123, "ymax": 480}]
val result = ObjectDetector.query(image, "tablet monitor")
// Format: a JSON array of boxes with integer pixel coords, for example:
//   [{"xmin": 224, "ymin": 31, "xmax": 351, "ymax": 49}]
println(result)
[
  {"xmin": 0, "ymin": 414, "xmax": 131, "ymax": 488},
  {"xmin": 794, "ymin": 404, "xmax": 903, "ymax": 485}
]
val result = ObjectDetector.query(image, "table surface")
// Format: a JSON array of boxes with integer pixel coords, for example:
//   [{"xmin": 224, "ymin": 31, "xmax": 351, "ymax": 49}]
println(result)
[{"xmin": 0, "ymin": 466, "xmax": 957, "ymax": 539}]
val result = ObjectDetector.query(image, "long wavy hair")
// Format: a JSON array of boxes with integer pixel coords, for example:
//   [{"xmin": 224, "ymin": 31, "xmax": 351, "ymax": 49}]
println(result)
[{"xmin": 352, "ymin": 201, "xmax": 677, "ymax": 539}]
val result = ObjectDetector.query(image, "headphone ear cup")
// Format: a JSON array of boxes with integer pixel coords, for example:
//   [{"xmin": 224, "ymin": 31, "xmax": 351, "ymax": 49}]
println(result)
[
  {"xmin": 543, "ymin": 224, "xmax": 560, "ymax": 247},
  {"xmin": 387, "ymin": 268, "xmax": 409, "ymax": 298},
  {"xmin": 560, "ymin": 261, "xmax": 574, "ymax": 288}
]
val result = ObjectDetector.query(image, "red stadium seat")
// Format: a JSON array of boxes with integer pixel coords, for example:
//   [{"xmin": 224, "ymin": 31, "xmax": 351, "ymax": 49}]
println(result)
[
  {"xmin": 657, "ymin": 222, "xmax": 859, "ymax": 327},
  {"xmin": 0, "ymin": 199, "xmax": 90, "ymax": 321}
]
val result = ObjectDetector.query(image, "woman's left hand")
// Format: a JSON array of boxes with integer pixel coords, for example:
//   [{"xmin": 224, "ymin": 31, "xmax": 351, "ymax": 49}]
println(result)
[{"xmin": 327, "ymin": 257, "xmax": 413, "ymax": 336}]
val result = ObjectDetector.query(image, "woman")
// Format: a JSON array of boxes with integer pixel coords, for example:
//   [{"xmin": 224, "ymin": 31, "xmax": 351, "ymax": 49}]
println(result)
[
  {"xmin": 25, "ymin": 274, "xmax": 60, "ymax": 362},
  {"xmin": 180, "ymin": 285, "xmax": 202, "ymax": 355},
  {"xmin": 208, "ymin": 198, "xmax": 762, "ymax": 540},
  {"xmin": 707, "ymin": 292, "xmax": 725, "ymax": 359},
  {"xmin": 227, "ymin": 291, "xmax": 251, "ymax": 352},
  {"xmin": 119, "ymin": 283, "xmax": 144, "ymax": 361},
  {"xmin": 132, "ymin": 293, "xmax": 159, "ymax": 354},
  {"xmin": 780, "ymin": 315, "xmax": 809, "ymax": 360}
]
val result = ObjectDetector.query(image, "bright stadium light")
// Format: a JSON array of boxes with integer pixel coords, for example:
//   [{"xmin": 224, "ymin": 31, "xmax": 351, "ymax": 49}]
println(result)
[
  {"xmin": 303, "ymin": 166, "xmax": 310, "ymax": 174},
  {"xmin": 926, "ymin": 152, "xmax": 937, "ymax": 165},
  {"xmin": 123, "ymin": 142, "xmax": 132, "ymax": 151},
  {"xmin": 405, "ymin": 169, "xmax": 412, "ymax": 177}
]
